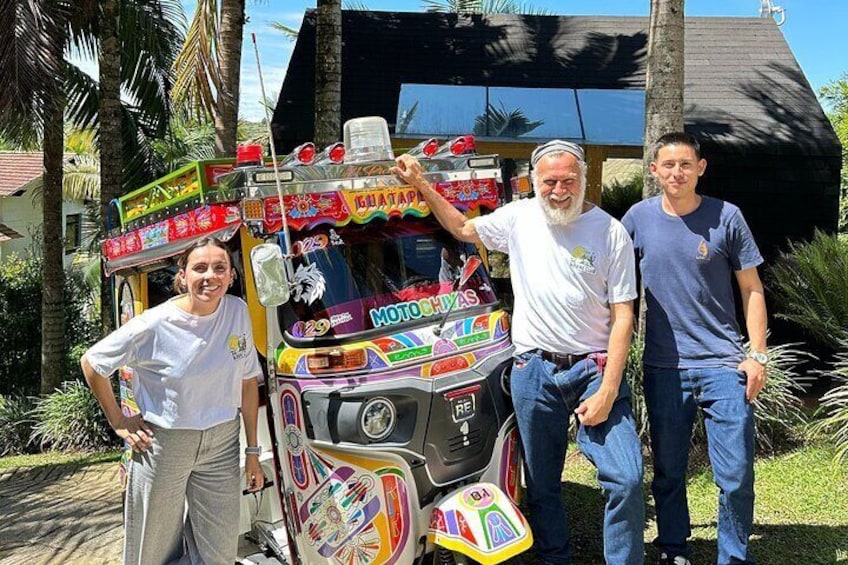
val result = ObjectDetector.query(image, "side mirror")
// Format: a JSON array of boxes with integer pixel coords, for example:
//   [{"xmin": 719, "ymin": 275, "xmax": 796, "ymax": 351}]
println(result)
[{"xmin": 250, "ymin": 243, "xmax": 290, "ymax": 307}]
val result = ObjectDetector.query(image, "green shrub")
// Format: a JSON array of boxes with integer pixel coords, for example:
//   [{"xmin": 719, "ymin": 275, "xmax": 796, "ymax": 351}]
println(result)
[
  {"xmin": 625, "ymin": 339, "xmax": 808, "ymax": 455},
  {"xmin": 811, "ymin": 342, "xmax": 848, "ymax": 465},
  {"xmin": 30, "ymin": 381, "xmax": 116, "ymax": 452},
  {"xmin": 0, "ymin": 255, "xmax": 42, "ymax": 394},
  {"xmin": 0, "ymin": 394, "xmax": 37, "ymax": 456},
  {"xmin": 767, "ymin": 231, "xmax": 848, "ymax": 351},
  {"xmin": 749, "ymin": 342, "xmax": 810, "ymax": 455},
  {"xmin": 0, "ymin": 253, "xmax": 100, "ymax": 394},
  {"xmin": 601, "ymin": 172, "xmax": 643, "ymax": 220}
]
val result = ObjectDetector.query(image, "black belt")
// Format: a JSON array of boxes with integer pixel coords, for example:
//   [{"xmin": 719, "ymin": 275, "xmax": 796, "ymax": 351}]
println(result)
[{"xmin": 539, "ymin": 350, "xmax": 590, "ymax": 369}]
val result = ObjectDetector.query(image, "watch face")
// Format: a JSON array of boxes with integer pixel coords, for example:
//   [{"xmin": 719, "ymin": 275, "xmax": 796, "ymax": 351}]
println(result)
[{"xmin": 750, "ymin": 352, "xmax": 768, "ymax": 364}]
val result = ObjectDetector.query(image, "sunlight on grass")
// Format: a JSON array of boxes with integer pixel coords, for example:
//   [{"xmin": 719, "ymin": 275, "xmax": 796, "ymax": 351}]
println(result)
[
  {"xmin": 0, "ymin": 450, "xmax": 120, "ymax": 471},
  {"xmin": 507, "ymin": 446, "xmax": 848, "ymax": 564}
]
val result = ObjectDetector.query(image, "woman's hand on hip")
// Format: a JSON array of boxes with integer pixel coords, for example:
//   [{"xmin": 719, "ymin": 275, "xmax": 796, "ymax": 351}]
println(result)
[{"xmin": 112, "ymin": 414, "xmax": 154, "ymax": 452}]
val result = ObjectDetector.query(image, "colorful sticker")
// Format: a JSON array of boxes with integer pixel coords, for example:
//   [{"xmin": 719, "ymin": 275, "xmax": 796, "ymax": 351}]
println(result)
[
  {"xmin": 369, "ymin": 289, "xmax": 480, "ymax": 328},
  {"xmin": 291, "ymin": 319, "xmax": 331, "ymax": 338},
  {"xmin": 291, "ymin": 263, "xmax": 326, "ymax": 305}
]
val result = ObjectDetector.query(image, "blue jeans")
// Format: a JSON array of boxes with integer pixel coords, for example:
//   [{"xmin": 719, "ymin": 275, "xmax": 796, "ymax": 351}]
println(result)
[
  {"xmin": 645, "ymin": 366, "xmax": 755, "ymax": 565},
  {"xmin": 511, "ymin": 350, "xmax": 645, "ymax": 565}
]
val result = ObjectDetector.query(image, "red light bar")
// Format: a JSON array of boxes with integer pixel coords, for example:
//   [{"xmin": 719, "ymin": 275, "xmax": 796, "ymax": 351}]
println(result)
[
  {"xmin": 236, "ymin": 143, "xmax": 264, "ymax": 167},
  {"xmin": 280, "ymin": 142, "xmax": 316, "ymax": 167},
  {"xmin": 313, "ymin": 142, "xmax": 346, "ymax": 165},
  {"xmin": 297, "ymin": 143, "xmax": 316, "ymax": 164},
  {"xmin": 328, "ymin": 142, "xmax": 345, "ymax": 163},
  {"xmin": 408, "ymin": 138, "xmax": 440, "ymax": 159},
  {"xmin": 449, "ymin": 135, "xmax": 476, "ymax": 156}
]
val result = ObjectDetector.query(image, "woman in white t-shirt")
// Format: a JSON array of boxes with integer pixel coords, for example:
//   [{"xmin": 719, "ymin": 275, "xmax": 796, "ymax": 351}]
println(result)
[{"xmin": 81, "ymin": 237, "xmax": 264, "ymax": 565}]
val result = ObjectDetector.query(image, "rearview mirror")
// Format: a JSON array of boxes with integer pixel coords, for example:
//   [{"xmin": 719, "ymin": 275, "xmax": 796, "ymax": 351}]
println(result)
[{"xmin": 250, "ymin": 243, "xmax": 290, "ymax": 307}]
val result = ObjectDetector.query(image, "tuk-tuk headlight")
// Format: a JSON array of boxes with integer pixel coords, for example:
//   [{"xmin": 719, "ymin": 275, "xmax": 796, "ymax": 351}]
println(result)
[{"xmin": 360, "ymin": 397, "xmax": 396, "ymax": 441}]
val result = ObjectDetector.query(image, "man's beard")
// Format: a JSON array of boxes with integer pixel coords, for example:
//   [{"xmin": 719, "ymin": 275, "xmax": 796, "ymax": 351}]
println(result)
[{"xmin": 538, "ymin": 188, "xmax": 585, "ymax": 226}]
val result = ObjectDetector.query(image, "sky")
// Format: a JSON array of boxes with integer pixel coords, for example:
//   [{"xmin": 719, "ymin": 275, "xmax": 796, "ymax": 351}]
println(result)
[{"xmin": 74, "ymin": 1, "xmax": 848, "ymax": 122}]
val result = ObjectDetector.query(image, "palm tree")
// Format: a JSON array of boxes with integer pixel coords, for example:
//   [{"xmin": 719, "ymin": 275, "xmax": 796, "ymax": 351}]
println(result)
[
  {"xmin": 422, "ymin": 0, "xmax": 550, "ymax": 14},
  {"xmin": 171, "ymin": 0, "xmax": 246, "ymax": 158},
  {"xmin": 0, "ymin": 0, "xmax": 182, "ymax": 392},
  {"xmin": 642, "ymin": 0, "xmax": 684, "ymax": 197},
  {"xmin": 315, "ymin": 0, "xmax": 342, "ymax": 147}
]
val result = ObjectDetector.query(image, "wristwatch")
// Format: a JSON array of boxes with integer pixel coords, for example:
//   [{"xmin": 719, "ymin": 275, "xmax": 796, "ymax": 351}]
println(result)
[
  {"xmin": 244, "ymin": 446, "xmax": 262, "ymax": 456},
  {"xmin": 747, "ymin": 350, "xmax": 769, "ymax": 366}
]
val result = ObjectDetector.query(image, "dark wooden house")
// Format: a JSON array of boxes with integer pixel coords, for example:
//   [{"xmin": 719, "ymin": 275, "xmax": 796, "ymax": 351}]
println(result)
[{"xmin": 272, "ymin": 10, "xmax": 842, "ymax": 257}]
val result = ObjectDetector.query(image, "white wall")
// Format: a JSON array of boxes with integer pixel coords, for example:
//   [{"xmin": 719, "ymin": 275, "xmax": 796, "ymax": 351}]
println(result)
[{"xmin": 0, "ymin": 190, "xmax": 87, "ymax": 269}]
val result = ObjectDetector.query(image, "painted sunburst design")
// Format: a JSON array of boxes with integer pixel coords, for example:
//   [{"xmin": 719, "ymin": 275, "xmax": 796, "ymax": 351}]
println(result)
[{"xmin": 333, "ymin": 523, "xmax": 381, "ymax": 565}]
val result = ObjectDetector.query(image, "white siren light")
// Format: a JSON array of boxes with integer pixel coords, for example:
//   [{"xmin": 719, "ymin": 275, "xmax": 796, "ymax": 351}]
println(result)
[{"xmin": 343, "ymin": 116, "xmax": 394, "ymax": 163}]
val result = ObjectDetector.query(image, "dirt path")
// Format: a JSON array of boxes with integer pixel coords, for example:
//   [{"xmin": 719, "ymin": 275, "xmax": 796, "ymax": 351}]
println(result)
[{"xmin": 0, "ymin": 461, "xmax": 123, "ymax": 565}]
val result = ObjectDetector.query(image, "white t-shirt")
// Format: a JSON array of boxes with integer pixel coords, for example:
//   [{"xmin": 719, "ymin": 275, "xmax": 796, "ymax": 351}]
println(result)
[
  {"xmin": 474, "ymin": 199, "xmax": 637, "ymax": 355},
  {"xmin": 84, "ymin": 294, "xmax": 262, "ymax": 430}
]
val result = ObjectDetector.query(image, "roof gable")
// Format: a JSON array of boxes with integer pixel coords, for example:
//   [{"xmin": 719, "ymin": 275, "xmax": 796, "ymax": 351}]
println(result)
[
  {"xmin": 274, "ymin": 11, "xmax": 840, "ymax": 157},
  {"xmin": 0, "ymin": 152, "xmax": 44, "ymax": 197}
]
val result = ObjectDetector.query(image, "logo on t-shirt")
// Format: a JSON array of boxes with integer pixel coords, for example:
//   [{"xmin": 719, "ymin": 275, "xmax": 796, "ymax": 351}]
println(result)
[
  {"xmin": 228, "ymin": 333, "xmax": 250, "ymax": 360},
  {"xmin": 569, "ymin": 246, "xmax": 597, "ymax": 274},
  {"xmin": 697, "ymin": 239, "xmax": 710, "ymax": 261}
]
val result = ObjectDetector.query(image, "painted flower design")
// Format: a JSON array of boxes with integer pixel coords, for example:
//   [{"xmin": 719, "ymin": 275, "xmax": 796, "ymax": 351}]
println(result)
[{"xmin": 290, "ymin": 195, "xmax": 319, "ymax": 219}]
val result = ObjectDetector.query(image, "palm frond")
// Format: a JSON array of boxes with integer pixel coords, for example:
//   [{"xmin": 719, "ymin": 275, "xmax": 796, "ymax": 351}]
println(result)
[
  {"xmin": 120, "ymin": 0, "xmax": 184, "ymax": 136},
  {"xmin": 63, "ymin": 153, "xmax": 100, "ymax": 202},
  {"xmin": 0, "ymin": 0, "xmax": 60, "ymax": 145},
  {"xmin": 473, "ymin": 103, "xmax": 543, "ymax": 137},
  {"xmin": 811, "ymin": 340, "xmax": 848, "ymax": 465},
  {"xmin": 270, "ymin": 21, "xmax": 299, "ymax": 41},
  {"xmin": 767, "ymin": 231, "xmax": 848, "ymax": 351},
  {"xmin": 171, "ymin": 0, "xmax": 221, "ymax": 121},
  {"xmin": 422, "ymin": 0, "xmax": 552, "ymax": 15}
]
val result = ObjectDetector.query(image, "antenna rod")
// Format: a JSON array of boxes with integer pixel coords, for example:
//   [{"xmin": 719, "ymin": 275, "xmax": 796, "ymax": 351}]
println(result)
[{"xmin": 251, "ymin": 32, "xmax": 294, "ymax": 257}]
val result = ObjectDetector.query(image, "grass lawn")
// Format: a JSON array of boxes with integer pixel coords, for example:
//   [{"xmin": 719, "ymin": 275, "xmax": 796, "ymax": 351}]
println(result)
[
  {"xmin": 0, "ymin": 449, "xmax": 120, "ymax": 471},
  {"xmin": 507, "ymin": 445, "xmax": 848, "ymax": 564}
]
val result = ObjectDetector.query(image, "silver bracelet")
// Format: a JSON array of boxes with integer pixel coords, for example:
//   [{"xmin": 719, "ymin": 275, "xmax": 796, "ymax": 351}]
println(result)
[{"xmin": 244, "ymin": 446, "xmax": 262, "ymax": 456}]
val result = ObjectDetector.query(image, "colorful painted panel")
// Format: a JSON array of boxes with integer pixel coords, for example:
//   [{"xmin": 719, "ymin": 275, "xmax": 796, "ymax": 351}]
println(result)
[
  {"xmin": 428, "ymin": 483, "xmax": 532, "ymax": 565},
  {"xmin": 118, "ymin": 160, "xmax": 234, "ymax": 224},
  {"xmin": 261, "ymin": 179, "xmax": 499, "ymax": 233},
  {"xmin": 102, "ymin": 204, "xmax": 241, "ymax": 261},
  {"xmin": 275, "ymin": 311, "xmax": 510, "ymax": 379},
  {"xmin": 274, "ymin": 385, "xmax": 414, "ymax": 565}
]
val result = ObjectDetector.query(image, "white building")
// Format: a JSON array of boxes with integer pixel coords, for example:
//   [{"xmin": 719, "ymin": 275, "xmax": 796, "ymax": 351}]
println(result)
[{"xmin": 0, "ymin": 152, "xmax": 87, "ymax": 268}]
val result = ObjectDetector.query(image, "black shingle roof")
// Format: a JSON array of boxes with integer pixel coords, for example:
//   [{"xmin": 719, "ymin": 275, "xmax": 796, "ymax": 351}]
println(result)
[{"xmin": 272, "ymin": 10, "xmax": 840, "ymax": 159}]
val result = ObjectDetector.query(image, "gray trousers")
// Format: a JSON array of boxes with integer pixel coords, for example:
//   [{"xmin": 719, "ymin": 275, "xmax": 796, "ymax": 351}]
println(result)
[{"xmin": 123, "ymin": 417, "xmax": 240, "ymax": 565}]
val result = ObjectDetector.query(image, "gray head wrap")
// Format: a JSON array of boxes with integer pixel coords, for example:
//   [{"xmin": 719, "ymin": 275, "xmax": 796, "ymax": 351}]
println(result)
[{"xmin": 530, "ymin": 140, "xmax": 585, "ymax": 166}]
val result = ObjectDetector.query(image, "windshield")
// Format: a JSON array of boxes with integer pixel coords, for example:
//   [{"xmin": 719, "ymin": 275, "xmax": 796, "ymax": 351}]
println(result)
[{"xmin": 279, "ymin": 216, "xmax": 498, "ymax": 340}]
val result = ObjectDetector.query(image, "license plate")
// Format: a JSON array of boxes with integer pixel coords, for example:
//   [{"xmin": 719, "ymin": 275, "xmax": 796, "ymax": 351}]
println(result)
[{"xmin": 449, "ymin": 392, "xmax": 476, "ymax": 423}]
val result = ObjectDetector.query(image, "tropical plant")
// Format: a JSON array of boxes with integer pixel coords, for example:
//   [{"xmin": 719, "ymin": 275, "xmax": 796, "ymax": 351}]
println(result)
[
  {"xmin": 171, "ymin": 0, "xmax": 247, "ymax": 156},
  {"xmin": 0, "ymin": 0, "xmax": 183, "ymax": 390},
  {"xmin": 642, "ymin": 0, "xmax": 684, "ymax": 198},
  {"xmin": 624, "ymin": 339, "xmax": 808, "ymax": 455},
  {"xmin": 811, "ymin": 340, "xmax": 848, "ymax": 465},
  {"xmin": 767, "ymin": 230, "xmax": 848, "ymax": 351},
  {"xmin": 819, "ymin": 74, "xmax": 848, "ymax": 232},
  {"xmin": 473, "ymin": 103, "xmax": 543, "ymax": 138},
  {"xmin": 0, "ymin": 395, "xmax": 37, "ymax": 456},
  {"xmin": 0, "ymin": 252, "xmax": 99, "ymax": 396},
  {"xmin": 748, "ymin": 342, "xmax": 810, "ymax": 454},
  {"xmin": 601, "ymin": 172, "xmax": 643, "ymax": 221},
  {"xmin": 31, "ymin": 380, "xmax": 116, "ymax": 452},
  {"xmin": 422, "ymin": 0, "xmax": 552, "ymax": 15}
]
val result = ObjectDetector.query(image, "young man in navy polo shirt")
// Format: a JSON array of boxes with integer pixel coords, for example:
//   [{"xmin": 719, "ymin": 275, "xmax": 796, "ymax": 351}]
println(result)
[{"xmin": 623, "ymin": 132, "xmax": 768, "ymax": 565}]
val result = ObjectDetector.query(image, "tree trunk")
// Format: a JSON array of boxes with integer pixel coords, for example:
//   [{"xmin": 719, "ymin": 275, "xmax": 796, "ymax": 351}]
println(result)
[
  {"xmin": 643, "ymin": 0, "xmax": 685, "ymax": 198},
  {"xmin": 98, "ymin": 0, "xmax": 120, "ymax": 337},
  {"xmin": 639, "ymin": 0, "xmax": 685, "ymax": 337},
  {"xmin": 41, "ymin": 76, "xmax": 66, "ymax": 394},
  {"xmin": 215, "ymin": 0, "xmax": 245, "ymax": 157},
  {"xmin": 315, "ymin": 0, "xmax": 342, "ymax": 148}
]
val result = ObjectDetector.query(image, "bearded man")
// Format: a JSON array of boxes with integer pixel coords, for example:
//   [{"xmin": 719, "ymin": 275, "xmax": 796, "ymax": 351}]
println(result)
[{"xmin": 392, "ymin": 140, "xmax": 645, "ymax": 565}]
